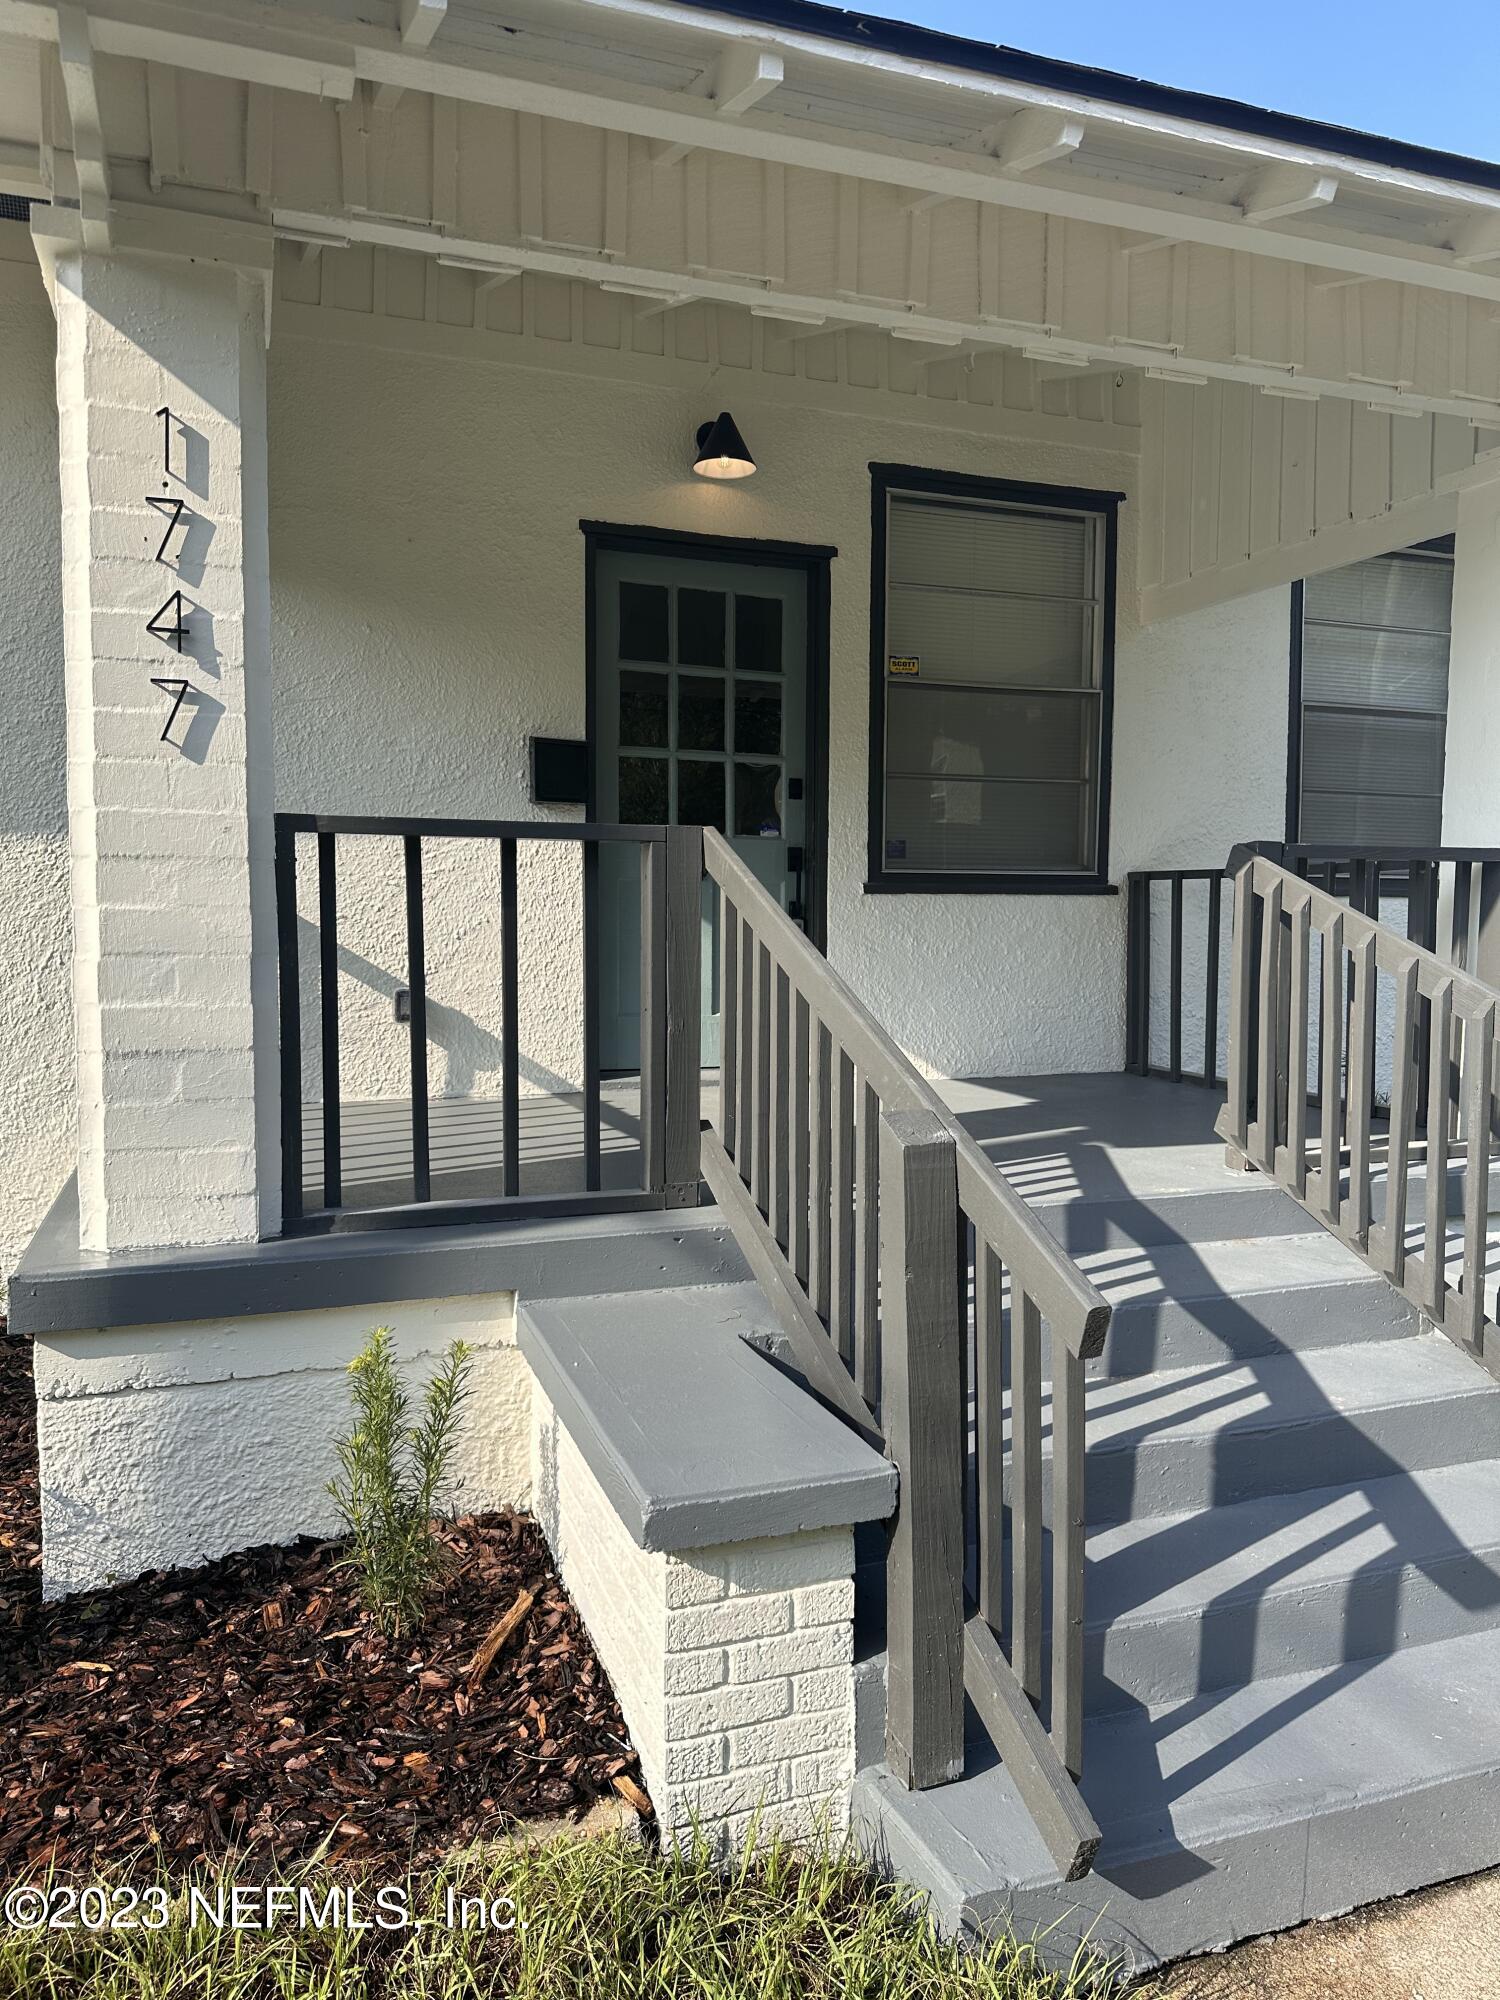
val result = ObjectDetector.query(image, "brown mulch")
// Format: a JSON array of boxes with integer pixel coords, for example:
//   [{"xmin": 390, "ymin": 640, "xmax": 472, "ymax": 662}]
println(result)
[{"xmin": 0, "ymin": 1331, "xmax": 649, "ymax": 1872}]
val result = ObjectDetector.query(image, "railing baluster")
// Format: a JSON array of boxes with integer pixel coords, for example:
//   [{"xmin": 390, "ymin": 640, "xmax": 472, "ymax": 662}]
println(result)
[
  {"xmin": 737, "ymin": 915, "xmax": 754, "ymax": 1186},
  {"xmin": 274, "ymin": 819, "xmax": 303, "ymax": 1230},
  {"xmin": 771, "ymin": 962, "xmax": 790, "ymax": 1248},
  {"xmin": 1317, "ymin": 912, "xmax": 1344, "ymax": 1224},
  {"xmin": 810, "ymin": 1017, "xmax": 832, "ymax": 1322},
  {"xmin": 1283, "ymin": 893, "xmax": 1310, "ymax": 1197},
  {"xmin": 1344, "ymin": 932, "xmax": 1376, "ymax": 1249},
  {"xmin": 1380, "ymin": 956, "xmax": 1418, "ymax": 1287},
  {"xmin": 1254, "ymin": 877, "xmax": 1283, "ymax": 1170},
  {"xmin": 1125, "ymin": 874, "xmax": 1147, "ymax": 1075},
  {"xmin": 831, "ymin": 1049, "xmax": 855, "ymax": 1365},
  {"xmin": 721, "ymin": 894, "xmax": 739, "ymax": 1164},
  {"xmin": 1424, "ymin": 978, "xmax": 1455, "ymax": 1318},
  {"xmin": 792, "ymin": 989, "xmax": 811, "ymax": 1286},
  {"xmin": 879, "ymin": 1108, "xmax": 965, "ymax": 1791},
  {"xmin": 1222, "ymin": 863, "xmax": 1254, "ymax": 1156},
  {"xmin": 1459, "ymin": 999, "xmax": 1496, "ymax": 1351},
  {"xmin": 1168, "ymin": 875, "xmax": 1184, "ymax": 1080},
  {"xmin": 1204, "ymin": 872, "xmax": 1222, "ymax": 1086},
  {"xmin": 637, "ymin": 838, "xmax": 666, "ymax": 1197},
  {"xmin": 754, "ymin": 941, "xmax": 772, "ymax": 1216},
  {"xmin": 662, "ymin": 824, "xmax": 702, "ymax": 1206},
  {"xmin": 1051, "ymin": 1339, "xmax": 1086, "ymax": 1779},
  {"xmin": 317, "ymin": 830, "xmax": 342, "ymax": 1211},
  {"xmin": 1012, "ymin": 1287, "xmax": 1044, "ymax": 1703},
  {"xmin": 403, "ymin": 834, "xmax": 431, "ymax": 1203},
  {"xmin": 854, "ymin": 1078, "xmax": 880, "ymax": 1405},
  {"xmin": 581, "ymin": 839, "xmax": 601, "ymax": 1192},
  {"xmin": 501, "ymin": 837, "xmax": 521, "ymax": 1198},
  {"xmin": 975, "ymin": 1241, "xmax": 1004, "ymax": 1633}
]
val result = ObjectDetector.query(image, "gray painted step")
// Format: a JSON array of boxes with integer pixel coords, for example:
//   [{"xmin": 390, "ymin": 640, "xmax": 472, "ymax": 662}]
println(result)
[
  {"xmin": 1067, "ymin": 1231, "xmax": 1420, "ymax": 1378},
  {"xmin": 1029, "ymin": 1177, "xmax": 1317, "ymax": 1256},
  {"xmin": 1059, "ymin": 1331, "xmax": 1499, "ymax": 1524},
  {"xmin": 852, "ymin": 1622, "xmax": 1500, "ymax": 1970},
  {"xmin": 1086, "ymin": 1459, "xmax": 1500, "ymax": 1713}
]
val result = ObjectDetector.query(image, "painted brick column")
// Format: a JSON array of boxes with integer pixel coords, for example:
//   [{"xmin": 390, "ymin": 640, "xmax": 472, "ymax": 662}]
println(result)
[{"xmin": 36, "ymin": 209, "xmax": 280, "ymax": 1252}]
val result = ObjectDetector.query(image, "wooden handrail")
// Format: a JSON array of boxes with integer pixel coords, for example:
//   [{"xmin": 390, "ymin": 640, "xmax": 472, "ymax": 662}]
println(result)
[
  {"xmin": 1219, "ymin": 850, "xmax": 1500, "ymax": 1372},
  {"xmin": 701, "ymin": 826, "xmax": 1105, "ymax": 1881}
]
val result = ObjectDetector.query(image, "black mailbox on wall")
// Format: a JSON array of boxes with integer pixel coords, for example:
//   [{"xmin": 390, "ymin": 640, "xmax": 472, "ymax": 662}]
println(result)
[{"xmin": 529, "ymin": 736, "xmax": 589, "ymax": 807}]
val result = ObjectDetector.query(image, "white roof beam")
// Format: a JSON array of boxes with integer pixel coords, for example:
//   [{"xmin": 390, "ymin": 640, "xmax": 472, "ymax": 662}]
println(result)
[
  {"xmin": 653, "ymin": 43, "xmax": 782, "ymax": 168},
  {"xmin": 1240, "ymin": 164, "xmax": 1339, "ymax": 224},
  {"xmin": 0, "ymin": 139, "xmax": 45, "ymax": 195},
  {"xmin": 55, "ymin": 2, "xmax": 109, "ymax": 248},
  {"xmin": 398, "ymin": 0, "xmax": 445, "ymax": 50},
  {"xmin": 270, "ymin": 200, "xmax": 1500, "ymax": 427},
  {"xmin": 996, "ymin": 106, "xmax": 1085, "ymax": 176}
]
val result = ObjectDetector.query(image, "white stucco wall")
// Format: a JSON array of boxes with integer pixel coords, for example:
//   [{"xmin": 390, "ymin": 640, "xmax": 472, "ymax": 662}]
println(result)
[
  {"xmin": 0, "ymin": 231, "xmax": 71, "ymax": 1305},
  {"xmin": 33, "ymin": 1291, "xmax": 528, "ymax": 1595}
]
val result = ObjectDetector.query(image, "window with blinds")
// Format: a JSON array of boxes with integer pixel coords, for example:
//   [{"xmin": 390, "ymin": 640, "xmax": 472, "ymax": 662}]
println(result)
[
  {"xmin": 1295, "ymin": 548, "xmax": 1453, "ymax": 845},
  {"xmin": 875, "ymin": 483, "xmax": 1112, "ymax": 881}
]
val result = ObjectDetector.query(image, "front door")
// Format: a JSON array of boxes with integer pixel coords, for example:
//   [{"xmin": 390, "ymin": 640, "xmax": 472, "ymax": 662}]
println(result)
[{"xmin": 594, "ymin": 545, "xmax": 811, "ymax": 1071}]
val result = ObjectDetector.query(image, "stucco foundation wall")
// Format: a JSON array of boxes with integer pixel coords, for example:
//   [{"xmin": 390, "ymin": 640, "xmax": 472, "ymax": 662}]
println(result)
[
  {"xmin": 34, "ymin": 1291, "xmax": 528, "ymax": 1596},
  {"xmin": 0, "ymin": 233, "xmax": 71, "ymax": 1304},
  {"xmin": 532, "ymin": 1385, "xmax": 857, "ymax": 1847},
  {"xmin": 266, "ymin": 318, "xmax": 1295, "ymax": 1091}
]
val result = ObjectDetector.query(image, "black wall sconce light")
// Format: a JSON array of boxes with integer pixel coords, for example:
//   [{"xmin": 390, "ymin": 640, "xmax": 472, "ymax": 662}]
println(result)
[{"xmin": 692, "ymin": 411, "xmax": 756, "ymax": 480}]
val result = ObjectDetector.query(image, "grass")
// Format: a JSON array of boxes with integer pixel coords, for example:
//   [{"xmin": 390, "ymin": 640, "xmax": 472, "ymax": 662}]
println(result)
[{"xmin": 0, "ymin": 1826, "xmax": 1133, "ymax": 2000}]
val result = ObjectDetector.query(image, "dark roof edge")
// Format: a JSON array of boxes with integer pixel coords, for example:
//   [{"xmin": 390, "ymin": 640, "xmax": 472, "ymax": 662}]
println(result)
[{"xmin": 698, "ymin": 0, "xmax": 1500, "ymax": 196}]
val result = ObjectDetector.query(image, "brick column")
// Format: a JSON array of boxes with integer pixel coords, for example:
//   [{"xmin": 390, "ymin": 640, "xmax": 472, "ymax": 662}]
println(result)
[{"xmin": 35, "ymin": 209, "xmax": 280, "ymax": 1253}]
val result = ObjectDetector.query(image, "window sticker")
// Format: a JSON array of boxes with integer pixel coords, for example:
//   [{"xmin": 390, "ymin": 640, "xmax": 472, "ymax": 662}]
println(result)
[{"xmin": 887, "ymin": 655, "xmax": 920, "ymax": 676}]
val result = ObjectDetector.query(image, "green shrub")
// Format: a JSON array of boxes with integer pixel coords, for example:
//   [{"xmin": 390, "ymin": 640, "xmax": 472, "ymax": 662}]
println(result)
[{"xmin": 328, "ymin": 1325, "xmax": 473, "ymax": 1636}]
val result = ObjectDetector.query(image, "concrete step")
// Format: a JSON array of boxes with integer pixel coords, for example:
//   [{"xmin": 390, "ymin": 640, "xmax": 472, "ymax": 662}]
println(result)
[
  {"xmin": 1086, "ymin": 1459, "xmax": 1500, "ymax": 1713},
  {"xmin": 851, "ymin": 1622, "xmax": 1500, "ymax": 1970},
  {"xmin": 1066, "ymin": 1230, "xmax": 1420, "ymax": 1379},
  {"xmin": 1068, "ymin": 1331, "xmax": 1498, "ymax": 1525}
]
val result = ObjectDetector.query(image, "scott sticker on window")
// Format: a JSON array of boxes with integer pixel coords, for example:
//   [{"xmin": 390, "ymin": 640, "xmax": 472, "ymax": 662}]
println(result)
[{"xmin": 887, "ymin": 656, "xmax": 920, "ymax": 676}]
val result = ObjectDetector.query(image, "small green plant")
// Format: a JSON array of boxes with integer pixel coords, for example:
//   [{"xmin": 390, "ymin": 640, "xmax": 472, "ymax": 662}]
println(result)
[{"xmin": 328, "ymin": 1325, "xmax": 473, "ymax": 1637}]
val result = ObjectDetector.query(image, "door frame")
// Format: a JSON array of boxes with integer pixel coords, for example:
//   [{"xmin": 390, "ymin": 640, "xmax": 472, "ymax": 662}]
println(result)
[{"xmin": 580, "ymin": 520, "xmax": 837, "ymax": 949}]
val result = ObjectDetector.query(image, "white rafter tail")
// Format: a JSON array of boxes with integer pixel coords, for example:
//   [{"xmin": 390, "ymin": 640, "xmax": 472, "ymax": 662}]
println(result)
[
  {"xmin": 1240, "ymin": 164, "xmax": 1339, "ymax": 225},
  {"xmin": 652, "ymin": 43, "xmax": 782, "ymax": 171},
  {"xmin": 890, "ymin": 325, "xmax": 963, "ymax": 345},
  {"xmin": 398, "ymin": 0, "xmax": 447, "ymax": 49},
  {"xmin": 55, "ymin": 0, "xmax": 110, "ymax": 248},
  {"xmin": 1145, "ymin": 364, "xmax": 1210, "ymax": 384},
  {"xmin": 279, "ymin": 221, "xmax": 350, "ymax": 264},
  {"xmin": 599, "ymin": 280, "xmax": 695, "ymax": 316},
  {"xmin": 998, "ymin": 107, "xmax": 1086, "ymax": 176},
  {"xmin": 0, "ymin": 138, "xmax": 46, "ymax": 196},
  {"xmin": 900, "ymin": 188, "xmax": 950, "ymax": 214},
  {"xmin": 713, "ymin": 45, "xmax": 783, "ymax": 118},
  {"xmin": 1260, "ymin": 379, "xmax": 1322, "ymax": 401},
  {"xmin": 1370, "ymin": 397, "xmax": 1429, "ymax": 419},
  {"xmin": 1451, "ymin": 214, "xmax": 1500, "ymax": 268}
]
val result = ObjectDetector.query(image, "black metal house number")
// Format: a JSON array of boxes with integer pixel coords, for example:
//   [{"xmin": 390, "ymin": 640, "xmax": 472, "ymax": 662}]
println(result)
[{"xmin": 144, "ymin": 406, "xmax": 196, "ymax": 743}]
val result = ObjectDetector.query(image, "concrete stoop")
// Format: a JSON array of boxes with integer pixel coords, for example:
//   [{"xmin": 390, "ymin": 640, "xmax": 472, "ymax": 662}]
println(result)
[{"xmin": 848, "ymin": 1075, "xmax": 1500, "ymax": 1972}]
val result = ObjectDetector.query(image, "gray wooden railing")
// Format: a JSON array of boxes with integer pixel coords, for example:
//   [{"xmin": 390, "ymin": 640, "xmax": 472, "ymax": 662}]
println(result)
[
  {"xmin": 1218, "ymin": 849, "xmax": 1500, "ymax": 1371},
  {"xmin": 701, "ymin": 829, "xmax": 1110, "ymax": 1880}
]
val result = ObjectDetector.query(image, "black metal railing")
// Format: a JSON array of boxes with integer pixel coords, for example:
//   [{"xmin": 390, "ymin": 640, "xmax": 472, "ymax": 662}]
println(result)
[
  {"xmin": 1127, "ymin": 843, "xmax": 1500, "ymax": 1090},
  {"xmin": 273, "ymin": 813, "xmax": 702, "ymax": 1235}
]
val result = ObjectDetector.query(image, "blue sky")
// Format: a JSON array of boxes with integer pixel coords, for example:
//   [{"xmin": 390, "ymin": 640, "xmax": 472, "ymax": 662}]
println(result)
[{"xmin": 877, "ymin": 2, "xmax": 1499, "ymax": 164}]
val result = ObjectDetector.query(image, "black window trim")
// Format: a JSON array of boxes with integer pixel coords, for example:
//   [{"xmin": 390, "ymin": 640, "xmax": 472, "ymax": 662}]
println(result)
[{"xmin": 865, "ymin": 463, "xmax": 1122, "ymax": 897}]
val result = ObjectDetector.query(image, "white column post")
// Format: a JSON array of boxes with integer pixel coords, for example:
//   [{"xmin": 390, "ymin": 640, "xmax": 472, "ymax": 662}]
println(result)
[{"xmin": 35, "ymin": 207, "xmax": 281, "ymax": 1254}]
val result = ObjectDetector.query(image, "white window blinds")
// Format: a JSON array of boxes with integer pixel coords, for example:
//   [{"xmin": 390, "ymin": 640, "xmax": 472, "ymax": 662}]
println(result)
[
  {"xmin": 880, "ymin": 492, "xmax": 1107, "ymax": 877},
  {"xmin": 1296, "ymin": 550, "xmax": 1453, "ymax": 845}
]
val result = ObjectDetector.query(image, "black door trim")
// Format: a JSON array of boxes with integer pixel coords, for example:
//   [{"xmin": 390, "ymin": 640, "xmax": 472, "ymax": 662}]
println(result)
[{"xmin": 581, "ymin": 520, "xmax": 836, "ymax": 950}]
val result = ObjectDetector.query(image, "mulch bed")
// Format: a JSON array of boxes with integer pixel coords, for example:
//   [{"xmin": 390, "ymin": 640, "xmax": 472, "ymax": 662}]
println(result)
[{"xmin": 0, "ymin": 1332, "xmax": 649, "ymax": 1872}]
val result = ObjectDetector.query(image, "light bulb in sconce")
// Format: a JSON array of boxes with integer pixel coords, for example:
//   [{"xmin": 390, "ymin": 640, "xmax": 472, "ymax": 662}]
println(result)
[{"xmin": 692, "ymin": 411, "xmax": 756, "ymax": 479}]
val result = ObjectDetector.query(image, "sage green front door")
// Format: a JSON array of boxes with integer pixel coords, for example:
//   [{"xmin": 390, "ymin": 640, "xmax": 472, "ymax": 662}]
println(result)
[{"xmin": 594, "ymin": 547, "xmax": 810, "ymax": 1072}]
